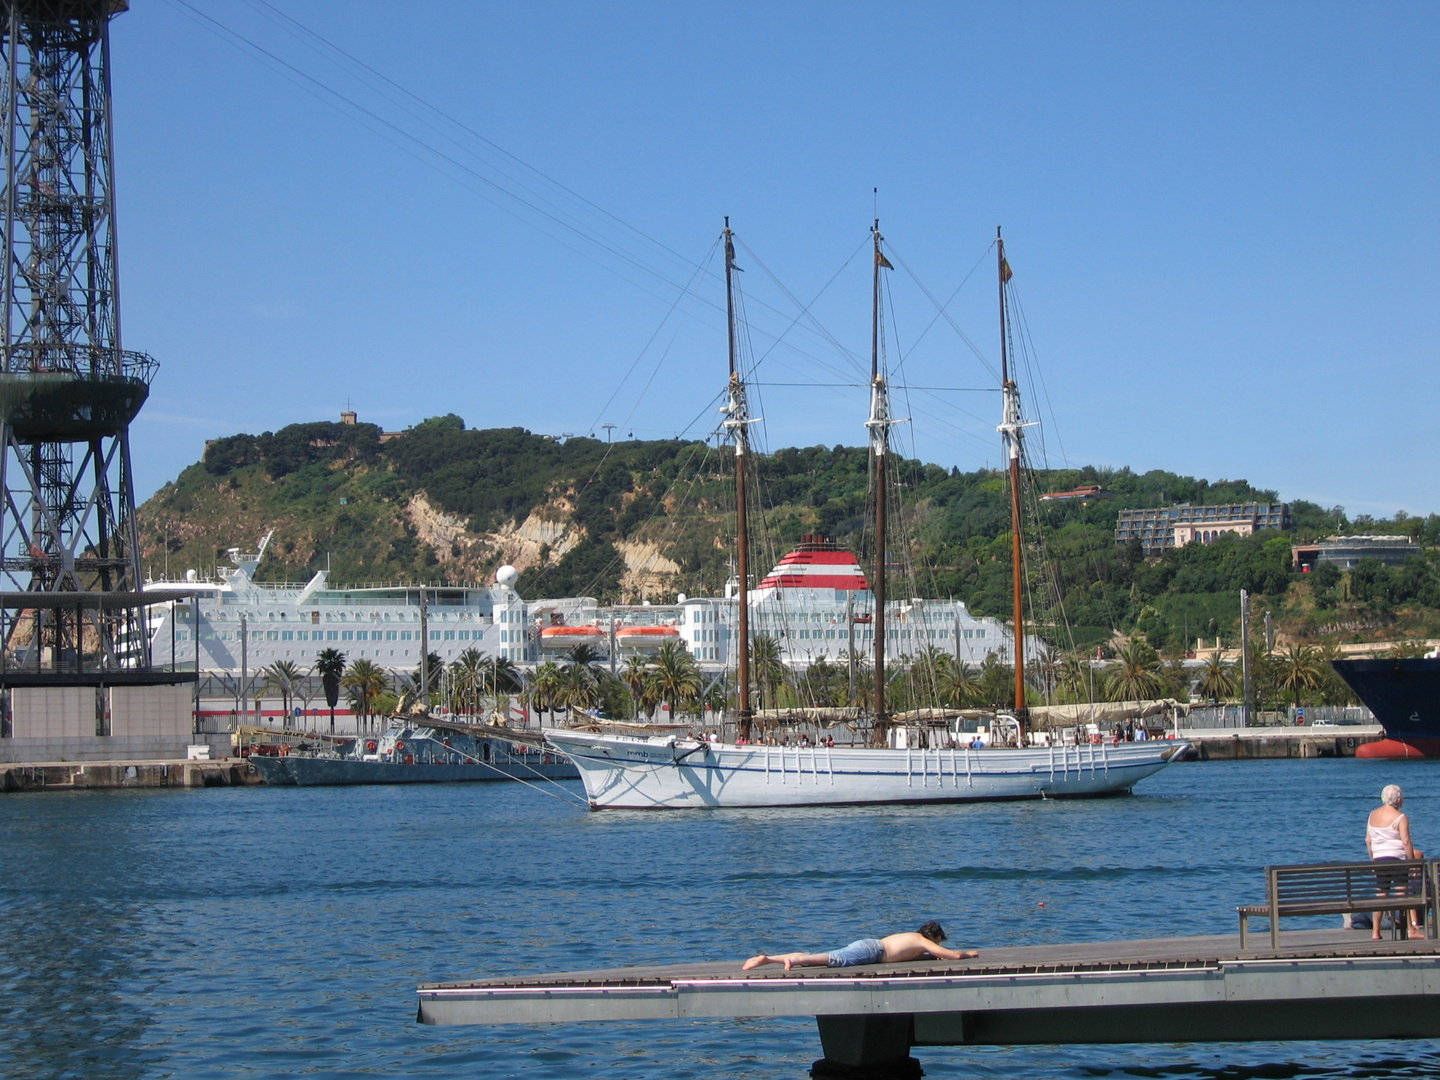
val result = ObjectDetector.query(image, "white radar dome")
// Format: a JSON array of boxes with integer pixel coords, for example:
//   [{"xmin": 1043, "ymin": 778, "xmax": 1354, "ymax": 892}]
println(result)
[{"xmin": 495, "ymin": 565, "xmax": 519, "ymax": 587}]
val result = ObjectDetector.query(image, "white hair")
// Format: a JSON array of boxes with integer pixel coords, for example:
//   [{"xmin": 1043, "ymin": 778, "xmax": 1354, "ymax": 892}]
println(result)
[{"xmin": 1382, "ymin": 784, "xmax": 1404, "ymax": 808}]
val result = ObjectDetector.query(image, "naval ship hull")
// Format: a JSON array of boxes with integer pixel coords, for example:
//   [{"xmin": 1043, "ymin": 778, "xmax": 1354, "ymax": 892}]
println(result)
[{"xmin": 249, "ymin": 754, "xmax": 578, "ymax": 786}]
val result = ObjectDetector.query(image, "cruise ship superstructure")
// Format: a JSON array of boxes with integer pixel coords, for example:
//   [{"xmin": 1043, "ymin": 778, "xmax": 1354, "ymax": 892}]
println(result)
[{"xmin": 147, "ymin": 534, "xmax": 1026, "ymax": 677}]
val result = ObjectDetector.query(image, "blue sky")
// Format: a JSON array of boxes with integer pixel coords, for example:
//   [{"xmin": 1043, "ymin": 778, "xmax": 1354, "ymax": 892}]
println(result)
[{"xmin": 112, "ymin": 2, "xmax": 1437, "ymax": 517}]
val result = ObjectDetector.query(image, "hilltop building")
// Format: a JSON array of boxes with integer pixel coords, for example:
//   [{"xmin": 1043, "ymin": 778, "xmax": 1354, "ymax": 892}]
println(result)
[
  {"xmin": 1292, "ymin": 535, "xmax": 1421, "ymax": 571},
  {"xmin": 1115, "ymin": 502, "xmax": 1290, "ymax": 556}
]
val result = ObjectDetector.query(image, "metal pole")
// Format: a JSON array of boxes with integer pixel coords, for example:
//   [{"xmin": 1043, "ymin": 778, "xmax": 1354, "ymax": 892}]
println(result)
[
  {"xmin": 240, "ymin": 614, "xmax": 248, "ymax": 728},
  {"xmin": 1240, "ymin": 590, "xmax": 1252, "ymax": 727},
  {"xmin": 419, "ymin": 586, "xmax": 428, "ymax": 703}
]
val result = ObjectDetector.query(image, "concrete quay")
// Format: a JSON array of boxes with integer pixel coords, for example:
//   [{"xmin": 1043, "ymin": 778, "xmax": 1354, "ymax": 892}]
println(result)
[
  {"xmin": 418, "ymin": 929, "xmax": 1440, "ymax": 1076},
  {"xmin": 1177, "ymin": 724, "xmax": 1383, "ymax": 759},
  {"xmin": 0, "ymin": 756, "xmax": 260, "ymax": 792}
]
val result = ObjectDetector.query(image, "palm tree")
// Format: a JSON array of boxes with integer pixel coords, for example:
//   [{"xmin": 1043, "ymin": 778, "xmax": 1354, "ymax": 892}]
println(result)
[
  {"xmin": 564, "ymin": 643, "xmax": 604, "ymax": 669},
  {"xmin": 620, "ymin": 656, "xmax": 652, "ymax": 720},
  {"xmin": 263, "ymin": 660, "xmax": 303, "ymax": 730},
  {"xmin": 314, "ymin": 648, "xmax": 346, "ymax": 733},
  {"xmin": 1316, "ymin": 640, "xmax": 1357, "ymax": 706},
  {"xmin": 1197, "ymin": 651, "xmax": 1236, "ymax": 704},
  {"xmin": 938, "ymin": 658, "xmax": 980, "ymax": 709},
  {"xmin": 650, "ymin": 641, "xmax": 702, "ymax": 719},
  {"xmin": 905, "ymin": 646, "xmax": 951, "ymax": 708},
  {"xmin": 1272, "ymin": 642, "xmax": 1325, "ymax": 710},
  {"xmin": 1103, "ymin": 639, "xmax": 1164, "ymax": 702},
  {"xmin": 528, "ymin": 661, "xmax": 565, "ymax": 725},
  {"xmin": 749, "ymin": 635, "xmax": 786, "ymax": 711},
  {"xmin": 1057, "ymin": 653, "xmax": 1096, "ymax": 703},
  {"xmin": 342, "ymin": 658, "xmax": 389, "ymax": 730},
  {"xmin": 450, "ymin": 648, "xmax": 486, "ymax": 717},
  {"xmin": 555, "ymin": 661, "xmax": 600, "ymax": 716},
  {"xmin": 406, "ymin": 652, "xmax": 444, "ymax": 705}
]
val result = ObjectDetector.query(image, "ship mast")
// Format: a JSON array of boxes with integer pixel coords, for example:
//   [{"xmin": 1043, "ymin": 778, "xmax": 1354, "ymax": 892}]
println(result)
[
  {"xmin": 996, "ymin": 227, "xmax": 1027, "ymax": 743},
  {"xmin": 867, "ymin": 220, "xmax": 893, "ymax": 742},
  {"xmin": 722, "ymin": 219, "xmax": 753, "ymax": 741}
]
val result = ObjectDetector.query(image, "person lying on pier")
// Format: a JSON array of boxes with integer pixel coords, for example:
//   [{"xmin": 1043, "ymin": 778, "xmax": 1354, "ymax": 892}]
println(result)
[{"xmin": 742, "ymin": 921, "xmax": 978, "ymax": 970}]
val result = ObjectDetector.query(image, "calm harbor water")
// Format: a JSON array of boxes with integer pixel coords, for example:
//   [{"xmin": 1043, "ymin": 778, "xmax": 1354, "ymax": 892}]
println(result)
[{"xmin": 5, "ymin": 759, "xmax": 1440, "ymax": 1079}]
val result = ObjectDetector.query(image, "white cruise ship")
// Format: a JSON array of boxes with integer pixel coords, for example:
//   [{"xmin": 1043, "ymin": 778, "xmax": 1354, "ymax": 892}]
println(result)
[
  {"xmin": 146, "ymin": 533, "xmax": 532, "ymax": 672},
  {"xmin": 146, "ymin": 533, "xmax": 1024, "ymax": 677}
]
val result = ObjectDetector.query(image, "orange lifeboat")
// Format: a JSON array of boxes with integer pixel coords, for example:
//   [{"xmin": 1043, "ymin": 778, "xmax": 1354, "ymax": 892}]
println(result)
[
  {"xmin": 539, "ymin": 625, "xmax": 604, "ymax": 649},
  {"xmin": 614, "ymin": 625, "xmax": 681, "ymax": 648}
]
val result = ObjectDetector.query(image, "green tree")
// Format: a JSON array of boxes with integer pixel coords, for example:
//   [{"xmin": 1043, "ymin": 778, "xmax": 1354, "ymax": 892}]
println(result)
[
  {"xmin": 650, "ymin": 642, "xmax": 702, "ymax": 718},
  {"xmin": 938, "ymin": 657, "xmax": 980, "ymax": 709},
  {"xmin": 314, "ymin": 648, "xmax": 346, "ymax": 733},
  {"xmin": 620, "ymin": 656, "xmax": 652, "ymax": 720},
  {"xmin": 1197, "ymin": 651, "xmax": 1237, "ymax": 703},
  {"xmin": 528, "ymin": 661, "xmax": 565, "ymax": 725},
  {"xmin": 1103, "ymin": 639, "xmax": 1164, "ymax": 702},
  {"xmin": 1057, "ymin": 653, "xmax": 1097, "ymax": 703},
  {"xmin": 342, "ymin": 659, "xmax": 389, "ymax": 730},
  {"xmin": 749, "ymin": 635, "xmax": 786, "ymax": 710},
  {"xmin": 263, "ymin": 660, "xmax": 303, "ymax": 730},
  {"xmin": 1272, "ymin": 642, "xmax": 1325, "ymax": 709}
]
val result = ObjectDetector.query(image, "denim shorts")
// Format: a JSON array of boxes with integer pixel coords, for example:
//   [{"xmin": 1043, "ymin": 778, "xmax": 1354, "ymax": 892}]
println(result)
[{"xmin": 827, "ymin": 938, "xmax": 885, "ymax": 967}]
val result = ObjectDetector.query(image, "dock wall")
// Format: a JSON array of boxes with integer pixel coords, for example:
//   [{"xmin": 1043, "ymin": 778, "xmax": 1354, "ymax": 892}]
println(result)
[
  {"xmin": 1177, "ymin": 725, "xmax": 1383, "ymax": 760},
  {"xmin": 0, "ymin": 755, "xmax": 260, "ymax": 792}
]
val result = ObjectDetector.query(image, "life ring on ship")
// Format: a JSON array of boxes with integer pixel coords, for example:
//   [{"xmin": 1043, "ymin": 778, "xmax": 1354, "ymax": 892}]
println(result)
[
  {"xmin": 365, "ymin": 740, "xmax": 377, "ymax": 753},
  {"xmin": 396, "ymin": 740, "xmax": 406, "ymax": 751}
]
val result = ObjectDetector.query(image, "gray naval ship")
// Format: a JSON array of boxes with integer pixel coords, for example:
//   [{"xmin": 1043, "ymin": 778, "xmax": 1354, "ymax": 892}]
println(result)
[{"xmin": 248, "ymin": 706, "xmax": 577, "ymax": 787}]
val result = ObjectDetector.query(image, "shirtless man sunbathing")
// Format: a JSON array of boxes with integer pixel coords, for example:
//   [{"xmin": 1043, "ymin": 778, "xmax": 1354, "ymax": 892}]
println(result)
[{"xmin": 742, "ymin": 921, "xmax": 978, "ymax": 970}]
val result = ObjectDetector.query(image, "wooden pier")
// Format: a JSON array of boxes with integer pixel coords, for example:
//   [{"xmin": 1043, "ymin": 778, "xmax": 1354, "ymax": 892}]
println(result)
[{"xmin": 419, "ymin": 929, "xmax": 1440, "ymax": 1076}]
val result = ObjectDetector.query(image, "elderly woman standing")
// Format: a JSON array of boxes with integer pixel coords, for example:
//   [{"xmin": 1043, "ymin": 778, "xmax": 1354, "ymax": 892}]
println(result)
[{"xmin": 1366, "ymin": 784, "xmax": 1421, "ymax": 940}]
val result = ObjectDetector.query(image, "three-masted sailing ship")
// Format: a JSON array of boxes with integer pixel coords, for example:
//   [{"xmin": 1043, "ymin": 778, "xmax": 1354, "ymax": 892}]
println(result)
[{"xmin": 545, "ymin": 223, "xmax": 1186, "ymax": 809}]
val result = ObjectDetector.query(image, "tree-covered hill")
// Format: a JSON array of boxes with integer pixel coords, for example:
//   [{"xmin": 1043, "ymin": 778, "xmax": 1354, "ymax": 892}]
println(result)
[{"xmin": 138, "ymin": 414, "xmax": 1440, "ymax": 652}]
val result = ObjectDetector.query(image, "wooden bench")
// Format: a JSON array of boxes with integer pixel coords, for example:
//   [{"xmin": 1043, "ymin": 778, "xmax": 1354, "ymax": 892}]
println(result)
[{"xmin": 1238, "ymin": 859, "xmax": 1438, "ymax": 949}]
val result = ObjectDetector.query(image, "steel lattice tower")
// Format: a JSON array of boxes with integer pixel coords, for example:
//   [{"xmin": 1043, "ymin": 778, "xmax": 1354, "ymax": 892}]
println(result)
[{"xmin": 0, "ymin": 0, "xmax": 155, "ymax": 673}]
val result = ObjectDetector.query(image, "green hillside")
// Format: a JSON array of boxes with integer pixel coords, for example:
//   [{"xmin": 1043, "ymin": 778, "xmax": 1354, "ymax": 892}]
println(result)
[{"xmin": 139, "ymin": 414, "xmax": 1440, "ymax": 653}]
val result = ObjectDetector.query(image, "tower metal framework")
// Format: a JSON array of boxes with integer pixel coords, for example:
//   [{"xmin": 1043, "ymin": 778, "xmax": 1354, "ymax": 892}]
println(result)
[{"xmin": 0, "ymin": 0, "xmax": 156, "ymax": 675}]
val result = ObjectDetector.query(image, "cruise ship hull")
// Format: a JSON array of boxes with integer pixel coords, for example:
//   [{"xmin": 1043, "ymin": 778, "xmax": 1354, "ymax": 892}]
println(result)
[
  {"xmin": 543, "ymin": 729, "xmax": 1185, "ymax": 810},
  {"xmin": 1331, "ymin": 658, "xmax": 1440, "ymax": 759}
]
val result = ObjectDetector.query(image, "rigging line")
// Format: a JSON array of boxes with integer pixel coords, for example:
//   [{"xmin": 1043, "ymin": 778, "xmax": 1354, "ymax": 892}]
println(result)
[
  {"xmin": 1008, "ymin": 284, "xmax": 1072, "ymax": 471},
  {"xmin": 237, "ymin": 0, "xmax": 667, "ymax": 275},
  {"xmin": 190, "ymin": 0, "xmax": 887, "ymax": 387},
  {"xmin": 243, "ymin": 0, "xmax": 869, "ymax": 377},
  {"xmin": 885, "ymin": 242, "xmax": 999, "ymax": 380},
  {"xmin": 244, "ymin": 0, "xmax": 704, "ymax": 278},
  {"xmin": 587, "ymin": 235, "xmax": 722, "ymax": 435},
  {"xmin": 742, "ymin": 233, "xmax": 871, "ymax": 371},
  {"xmin": 165, "ymin": 0, "xmax": 713, "ymax": 306},
  {"xmin": 754, "ymin": 382, "xmax": 866, "ymax": 388},
  {"xmin": 897, "ymin": 386, "xmax": 1001, "ymax": 393},
  {"xmin": 735, "ymin": 237, "xmax": 868, "ymax": 377}
]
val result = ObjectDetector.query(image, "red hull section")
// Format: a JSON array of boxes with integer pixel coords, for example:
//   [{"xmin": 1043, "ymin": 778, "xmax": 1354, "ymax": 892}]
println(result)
[{"xmin": 1356, "ymin": 738, "xmax": 1440, "ymax": 760}]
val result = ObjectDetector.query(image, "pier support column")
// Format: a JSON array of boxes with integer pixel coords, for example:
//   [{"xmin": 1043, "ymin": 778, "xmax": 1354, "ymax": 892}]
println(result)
[{"xmin": 813, "ymin": 1014, "xmax": 921, "ymax": 1079}]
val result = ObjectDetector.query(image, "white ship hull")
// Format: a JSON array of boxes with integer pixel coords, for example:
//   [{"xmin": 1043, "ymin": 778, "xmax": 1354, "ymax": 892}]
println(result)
[{"xmin": 543, "ymin": 729, "xmax": 1187, "ymax": 810}]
